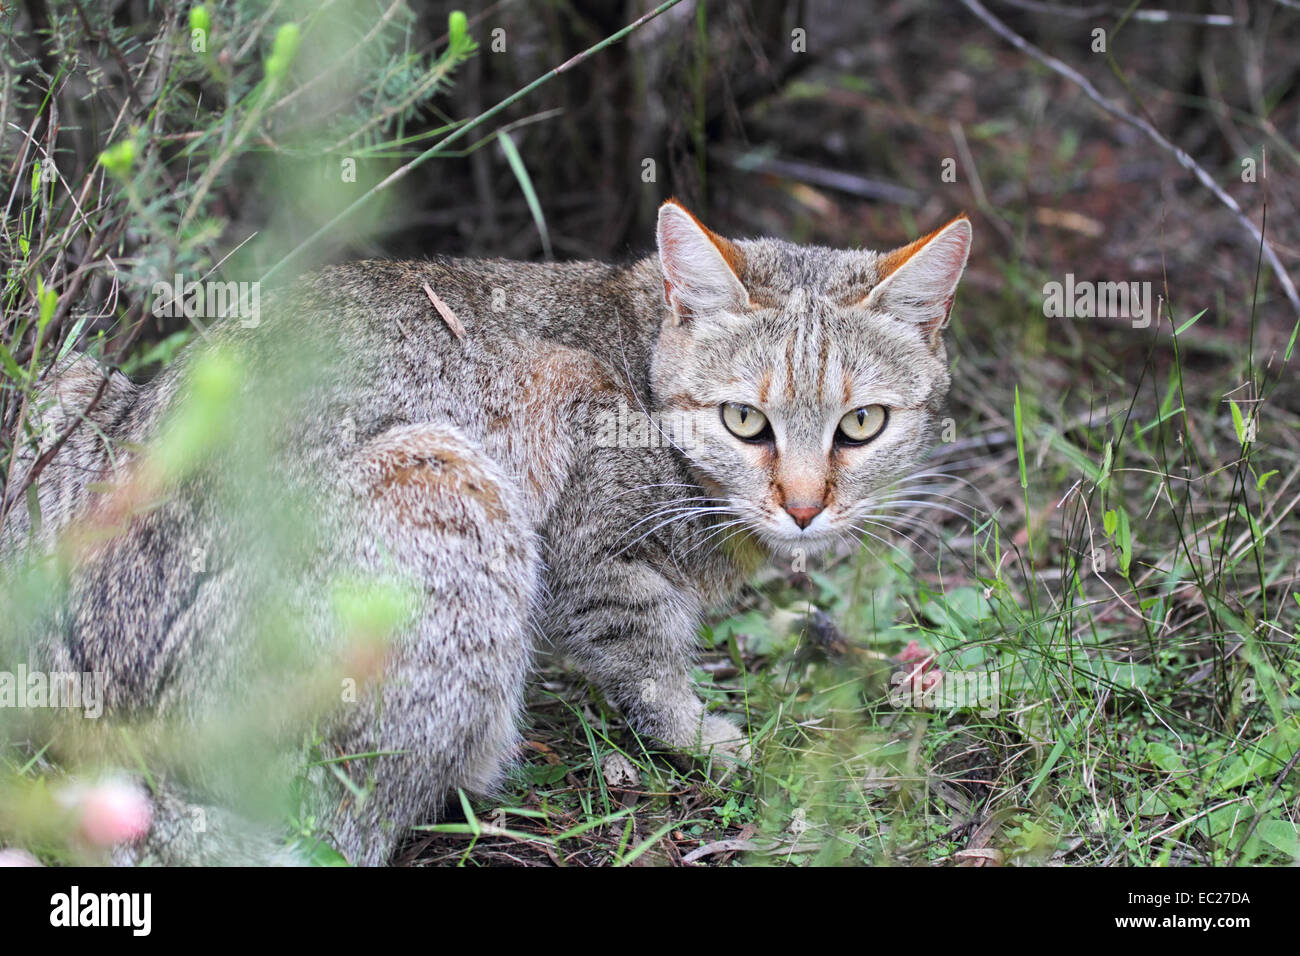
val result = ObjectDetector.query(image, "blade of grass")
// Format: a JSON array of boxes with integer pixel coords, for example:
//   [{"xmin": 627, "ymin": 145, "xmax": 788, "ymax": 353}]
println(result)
[{"xmin": 497, "ymin": 130, "xmax": 552, "ymax": 260}]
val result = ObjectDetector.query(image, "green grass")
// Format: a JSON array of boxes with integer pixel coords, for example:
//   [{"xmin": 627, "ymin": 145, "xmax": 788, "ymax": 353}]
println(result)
[{"xmin": 414, "ymin": 285, "xmax": 1298, "ymax": 866}]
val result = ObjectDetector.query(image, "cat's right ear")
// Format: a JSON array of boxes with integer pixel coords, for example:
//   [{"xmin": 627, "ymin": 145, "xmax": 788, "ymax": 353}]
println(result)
[{"xmin": 657, "ymin": 199, "xmax": 748, "ymax": 324}]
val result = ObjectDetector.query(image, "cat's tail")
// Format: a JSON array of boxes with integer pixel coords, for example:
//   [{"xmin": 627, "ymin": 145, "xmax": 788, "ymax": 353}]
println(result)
[{"xmin": 113, "ymin": 782, "xmax": 307, "ymax": 866}]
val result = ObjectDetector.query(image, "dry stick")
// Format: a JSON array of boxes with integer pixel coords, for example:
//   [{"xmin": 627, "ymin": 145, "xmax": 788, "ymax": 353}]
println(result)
[
  {"xmin": 261, "ymin": 0, "xmax": 688, "ymax": 285},
  {"xmin": 958, "ymin": 0, "xmax": 1300, "ymax": 320},
  {"xmin": 997, "ymin": 0, "xmax": 1237, "ymax": 25},
  {"xmin": 0, "ymin": 373, "xmax": 111, "ymax": 518},
  {"xmin": 422, "ymin": 282, "xmax": 466, "ymax": 341}
]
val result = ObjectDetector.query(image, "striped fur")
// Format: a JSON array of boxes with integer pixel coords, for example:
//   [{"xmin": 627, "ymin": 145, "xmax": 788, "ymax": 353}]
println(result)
[{"xmin": 1, "ymin": 202, "xmax": 969, "ymax": 864}]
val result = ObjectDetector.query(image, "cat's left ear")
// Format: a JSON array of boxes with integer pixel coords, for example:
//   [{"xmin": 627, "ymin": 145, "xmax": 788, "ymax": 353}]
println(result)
[{"xmin": 864, "ymin": 215, "xmax": 972, "ymax": 348}]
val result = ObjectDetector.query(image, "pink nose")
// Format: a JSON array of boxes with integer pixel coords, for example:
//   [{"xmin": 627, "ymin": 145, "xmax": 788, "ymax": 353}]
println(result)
[{"xmin": 785, "ymin": 505, "xmax": 824, "ymax": 529}]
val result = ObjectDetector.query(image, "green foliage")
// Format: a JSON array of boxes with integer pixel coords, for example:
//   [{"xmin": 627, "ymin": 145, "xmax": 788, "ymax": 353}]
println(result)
[{"xmin": 0, "ymin": 0, "xmax": 490, "ymax": 865}]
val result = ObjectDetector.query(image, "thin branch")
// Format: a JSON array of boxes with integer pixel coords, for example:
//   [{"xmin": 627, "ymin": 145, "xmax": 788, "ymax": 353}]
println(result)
[
  {"xmin": 997, "ymin": 0, "xmax": 1237, "ymax": 26},
  {"xmin": 959, "ymin": 0, "xmax": 1300, "ymax": 320},
  {"xmin": 0, "ymin": 373, "xmax": 111, "ymax": 521}
]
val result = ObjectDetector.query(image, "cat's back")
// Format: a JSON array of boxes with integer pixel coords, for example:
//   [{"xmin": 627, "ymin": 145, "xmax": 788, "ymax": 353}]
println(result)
[
  {"xmin": 299, "ymin": 254, "xmax": 659, "ymax": 355},
  {"xmin": 252, "ymin": 255, "xmax": 666, "ymax": 519}
]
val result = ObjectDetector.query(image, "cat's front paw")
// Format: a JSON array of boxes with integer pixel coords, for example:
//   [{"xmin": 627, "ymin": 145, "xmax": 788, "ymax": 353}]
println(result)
[
  {"xmin": 630, "ymin": 690, "xmax": 752, "ymax": 772},
  {"xmin": 696, "ymin": 714, "xmax": 752, "ymax": 773}
]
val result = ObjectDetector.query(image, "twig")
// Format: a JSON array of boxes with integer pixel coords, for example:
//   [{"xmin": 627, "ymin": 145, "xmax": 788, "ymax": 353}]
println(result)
[
  {"xmin": 958, "ymin": 0, "xmax": 1300, "ymax": 320},
  {"xmin": 680, "ymin": 838, "xmax": 761, "ymax": 863},
  {"xmin": 713, "ymin": 149, "xmax": 921, "ymax": 206},
  {"xmin": 996, "ymin": 0, "xmax": 1236, "ymax": 25},
  {"xmin": 949, "ymin": 119, "xmax": 1016, "ymax": 246},
  {"xmin": 422, "ymin": 283, "xmax": 466, "ymax": 341},
  {"xmin": 0, "ymin": 373, "xmax": 111, "ymax": 520}
]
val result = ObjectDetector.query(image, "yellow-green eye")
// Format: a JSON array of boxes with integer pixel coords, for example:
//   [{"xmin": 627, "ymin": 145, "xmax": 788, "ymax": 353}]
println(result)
[
  {"xmin": 837, "ymin": 405, "xmax": 888, "ymax": 443},
  {"xmin": 721, "ymin": 402, "xmax": 769, "ymax": 440}
]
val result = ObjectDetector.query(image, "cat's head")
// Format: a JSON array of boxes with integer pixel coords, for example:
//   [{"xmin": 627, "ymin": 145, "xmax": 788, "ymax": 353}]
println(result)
[{"xmin": 649, "ymin": 199, "xmax": 970, "ymax": 556}]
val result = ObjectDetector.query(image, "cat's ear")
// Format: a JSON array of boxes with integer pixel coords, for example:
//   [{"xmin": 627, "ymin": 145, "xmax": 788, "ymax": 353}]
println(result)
[
  {"xmin": 865, "ymin": 215, "xmax": 972, "ymax": 347},
  {"xmin": 657, "ymin": 199, "xmax": 749, "ymax": 323}
]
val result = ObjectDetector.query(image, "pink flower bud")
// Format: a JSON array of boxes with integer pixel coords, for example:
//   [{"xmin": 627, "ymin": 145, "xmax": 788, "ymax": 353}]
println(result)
[
  {"xmin": 897, "ymin": 639, "xmax": 935, "ymax": 668},
  {"xmin": 76, "ymin": 780, "xmax": 152, "ymax": 847}
]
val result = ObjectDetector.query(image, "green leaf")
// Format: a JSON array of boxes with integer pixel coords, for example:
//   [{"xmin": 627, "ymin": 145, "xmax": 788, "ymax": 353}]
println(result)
[
  {"xmin": 923, "ymin": 586, "xmax": 993, "ymax": 637},
  {"xmin": 56, "ymin": 312, "xmax": 89, "ymax": 363},
  {"xmin": 713, "ymin": 608, "xmax": 790, "ymax": 656},
  {"xmin": 1229, "ymin": 398, "xmax": 1247, "ymax": 444},
  {"xmin": 25, "ymin": 480, "xmax": 42, "ymax": 535},
  {"xmin": 265, "ymin": 23, "xmax": 301, "ymax": 80},
  {"xmin": 305, "ymin": 840, "xmax": 351, "ymax": 866},
  {"xmin": 524, "ymin": 762, "xmax": 569, "ymax": 785},
  {"xmin": 448, "ymin": 10, "xmax": 468, "ymax": 48},
  {"xmin": 97, "ymin": 137, "xmax": 136, "ymax": 178},
  {"xmin": 1097, "ymin": 440, "xmax": 1113, "ymax": 493},
  {"xmin": 1256, "ymin": 819, "xmax": 1299, "ymax": 858},
  {"xmin": 1217, "ymin": 740, "xmax": 1286, "ymax": 791},
  {"xmin": 1114, "ymin": 507, "xmax": 1132, "ymax": 576},
  {"xmin": 1124, "ymin": 789, "xmax": 1180, "ymax": 817},
  {"xmin": 498, "ymin": 130, "xmax": 552, "ymax": 260},
  {"xmin": 1136, "ymin": 402, "xmax": 1184, "ymax": 437},
  {"xmin": 36, "ymin": 278, "xmax": 57, "ymax": 333},
  {"xmin": 0, "ymin": 339, "xmax": 28, "ymax": 384},
  {"xmin": 1147, "ymin": 741, "xmax": 1187, "ymax": 778},
  {"xmin": 1173, "ymin": 308, "xmax": 1207, "ymax": 337},
  {"xmin": 1101, "ymin": 507, "xmax": 1131, "ymax": 576},
  {"xmin": 1013, "ymin": 385, "xmax": 1027, "ymax": 489}
]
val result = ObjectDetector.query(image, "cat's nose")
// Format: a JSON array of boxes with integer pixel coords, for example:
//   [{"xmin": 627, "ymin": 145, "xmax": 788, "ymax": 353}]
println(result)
[{"xmin": 785, "ymin": 504, "xmax": 824, "ymax": 529}]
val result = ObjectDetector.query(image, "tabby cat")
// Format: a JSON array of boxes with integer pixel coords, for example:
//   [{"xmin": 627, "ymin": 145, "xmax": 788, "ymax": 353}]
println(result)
[{"xmin": 0, "ymin": 200, "xmax": 971, "ymax": 864}]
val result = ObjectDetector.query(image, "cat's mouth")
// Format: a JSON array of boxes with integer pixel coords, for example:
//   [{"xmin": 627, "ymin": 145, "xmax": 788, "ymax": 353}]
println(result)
[{"xmin": 753, "ymin": 510, "xmax": 841, "ymax": 553}]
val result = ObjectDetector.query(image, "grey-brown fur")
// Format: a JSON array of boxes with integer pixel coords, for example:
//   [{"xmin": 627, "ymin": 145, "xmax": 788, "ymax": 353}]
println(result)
[{"xmin": 0, "ymin": 202, "xmax": 970, "ymax": 864}]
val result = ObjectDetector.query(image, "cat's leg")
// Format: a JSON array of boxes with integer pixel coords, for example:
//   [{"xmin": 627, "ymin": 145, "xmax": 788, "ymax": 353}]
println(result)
[
  {"xmin": 543, "ymin": 558, "xmax": 749, "ymax": 766},
  {"xmin": 321, "ymin": 423, "xmax": 539, "ymax": 866}
]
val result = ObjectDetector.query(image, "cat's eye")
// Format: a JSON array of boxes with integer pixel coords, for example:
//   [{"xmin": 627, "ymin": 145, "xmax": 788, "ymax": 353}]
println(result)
[
  {"xmin": 837, "ymin": 405, "xmax": 888, "ymax": 444},
  {"xmin": 721, "ymin": 402, "xmax": 770, "ymax": 441}
]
